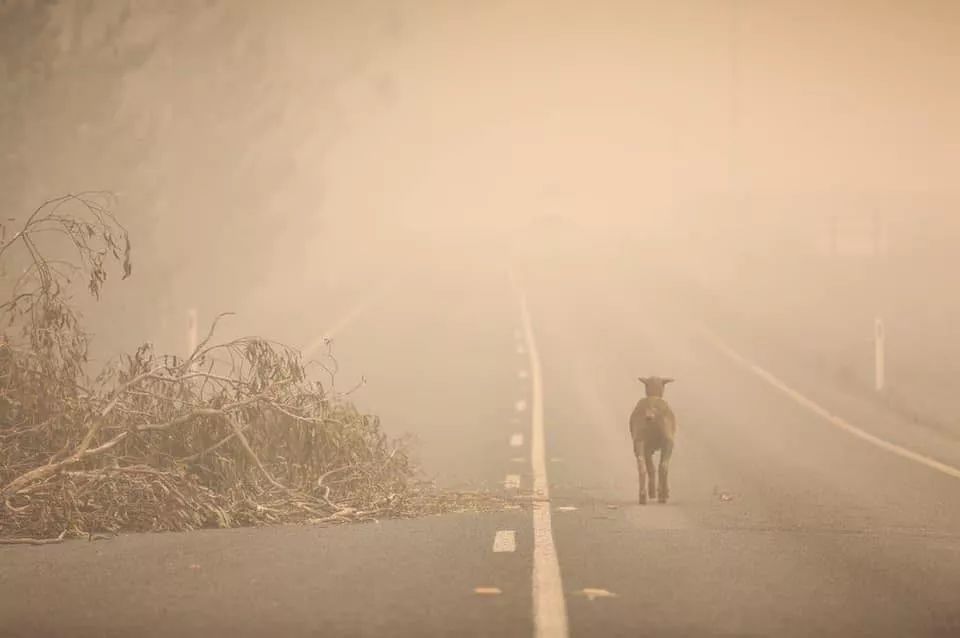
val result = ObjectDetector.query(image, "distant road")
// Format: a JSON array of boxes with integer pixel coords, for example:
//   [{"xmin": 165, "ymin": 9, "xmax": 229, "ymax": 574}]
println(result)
[{"xmin": 3, "ymin": 254, "xmax": 960, "ymax": 637}]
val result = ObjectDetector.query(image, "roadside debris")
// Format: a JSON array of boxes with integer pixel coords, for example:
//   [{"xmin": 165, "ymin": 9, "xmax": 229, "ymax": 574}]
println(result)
[
  {"xmin": 0, "ymin": 196, "xmax": 513, "ymax": 543},
  {"xmin": 713, "ymin": 485, "xmax": 734, "ymax": 502},
  {"xmin": 577, "ymin": 588, "xmax": 618, "ymax": 601}
]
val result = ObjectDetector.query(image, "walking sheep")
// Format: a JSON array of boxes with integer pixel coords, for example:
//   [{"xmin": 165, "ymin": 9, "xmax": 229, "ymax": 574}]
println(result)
[{"xmin": 629, "ymin": 376, "xmax": 677, "ymax": 504}]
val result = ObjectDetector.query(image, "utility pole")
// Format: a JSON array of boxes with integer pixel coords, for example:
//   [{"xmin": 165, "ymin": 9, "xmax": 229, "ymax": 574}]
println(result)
[
  {"xmin": 727, "ymin": 0, "xmax": 740, "ymax": 199},
  {"xmin": 726, "ymin": 0, "xmax": 742, "ymax": 275}
]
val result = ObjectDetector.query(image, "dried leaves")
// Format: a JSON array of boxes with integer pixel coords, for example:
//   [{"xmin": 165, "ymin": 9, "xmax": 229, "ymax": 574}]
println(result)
[{"xmin": 0, "ymin": 195, "xmax": 509, "ymax": 541}]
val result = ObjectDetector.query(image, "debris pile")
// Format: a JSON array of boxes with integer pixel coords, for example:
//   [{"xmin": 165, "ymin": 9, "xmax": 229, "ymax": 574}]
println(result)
[{"xmin": 1, "ymin": 194, "xmax": 507, "ymax": 543}]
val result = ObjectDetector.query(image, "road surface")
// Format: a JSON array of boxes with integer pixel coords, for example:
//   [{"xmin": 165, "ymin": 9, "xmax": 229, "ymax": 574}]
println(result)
[{"xmin": 3, "ymin": 251, "xmax": 960, "ymax": 637}]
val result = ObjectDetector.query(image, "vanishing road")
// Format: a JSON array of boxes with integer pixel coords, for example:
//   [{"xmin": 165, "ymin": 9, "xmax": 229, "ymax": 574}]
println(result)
[{"xmin": 4, "ymin": 247, "xmax": 960, "ymax": 637}]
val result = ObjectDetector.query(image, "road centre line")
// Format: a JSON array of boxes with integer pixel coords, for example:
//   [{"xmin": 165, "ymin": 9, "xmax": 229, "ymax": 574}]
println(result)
[
  {"xmin": 511, "ymin": 272, "xmax": 569, "ymax": 638},
  {"xmin": 493, "ymin": 530, "xmax": 517, "ymax": 553}
]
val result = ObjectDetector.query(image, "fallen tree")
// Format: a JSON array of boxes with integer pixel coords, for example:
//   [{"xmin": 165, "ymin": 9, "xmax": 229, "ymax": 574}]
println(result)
[{"xmin": 1, "ymin": 194, "xmax": 505, "ymax": 542}]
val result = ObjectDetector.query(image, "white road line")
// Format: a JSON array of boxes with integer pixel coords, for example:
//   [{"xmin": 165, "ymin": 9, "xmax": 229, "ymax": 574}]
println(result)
[
  {"xmin": 493, "ymin": 530, "xmax": 517, "ymax": 553},
  {"xmin": 504, "ymin": 474, "xmax": 521, "ymax": 489},
  {"xmin": 515, "ymin": 399, "xmax": 528, "ymax": 412},
  {"xmin": 517, "ymin": 343, "xmax": 527, "ymax": 355},
  {"xmin": 703, "ymin": 328, "xmax": 960, "ymax": 482},
  {"xmin": 518, "ymin": 369, "xmax": 530, "ymax": 380},
  {"xmin": 512, "ymin": 272, "xmax": 569, "ymax": 638},
  {"xmin": 510, "ymin": 433, "xmax": 524, "ymax": 447}
]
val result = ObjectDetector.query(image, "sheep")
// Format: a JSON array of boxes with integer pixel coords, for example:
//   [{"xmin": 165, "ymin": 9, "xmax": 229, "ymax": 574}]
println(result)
[{"xmin": 629, "ymin": 376, "xmax": 677, "ymax": 504}]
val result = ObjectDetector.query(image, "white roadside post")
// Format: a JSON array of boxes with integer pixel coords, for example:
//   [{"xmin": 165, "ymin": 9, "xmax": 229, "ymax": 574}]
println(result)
[
  {"xmin": 187, "ymin": 308, "xmax": 198, "ymax": 364},
  {"xmin": 874, "ymin": 317, "xmax": 885, "ymax": 392},
  {"xmin": 872, "ymin": 213, "xmax": 888, "ymax": 394}
]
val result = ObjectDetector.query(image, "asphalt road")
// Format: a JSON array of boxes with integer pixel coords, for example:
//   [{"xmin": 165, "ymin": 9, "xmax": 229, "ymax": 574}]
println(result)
[{"xmin": 3, "ymin": 251, "xmax": 960, "ymax": 637}]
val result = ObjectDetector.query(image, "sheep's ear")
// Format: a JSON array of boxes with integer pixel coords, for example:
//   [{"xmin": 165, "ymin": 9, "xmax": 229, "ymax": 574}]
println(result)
[
  {"xmin": 638, "ymin": 377, "xmax": 648, "ymax": 384},
  {"xmin": 663, "ymin": 378, "xmax": 675, "ymax": 384}
]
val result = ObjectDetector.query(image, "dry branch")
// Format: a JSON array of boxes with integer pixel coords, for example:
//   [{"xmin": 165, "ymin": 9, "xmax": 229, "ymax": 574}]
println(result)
[
  {"xmin": 1, "ymin": 195, "xmax": 511, "ymax": 542},
  {"xmin": 0, "ymin": 531, "xmax": 66, "ymax": 545}
]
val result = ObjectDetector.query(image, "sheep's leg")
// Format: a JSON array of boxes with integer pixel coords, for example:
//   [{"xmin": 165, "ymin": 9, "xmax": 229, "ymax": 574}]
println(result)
[
  {"xmin": 657, "ymin": 440, "xmax": 674, "ymax": 503},
  {"xmin": 644, "ymin": 451, "xmax": 657, "ymax": 498},
  {"xmin": 633, "ymin": 438, "xmax": 648, "ymax": 505}
]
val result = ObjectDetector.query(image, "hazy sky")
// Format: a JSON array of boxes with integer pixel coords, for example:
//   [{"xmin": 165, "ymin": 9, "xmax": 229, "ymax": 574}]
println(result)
[
  {"xmin": 318, "ymin": 0, "xmax": 959, "ymax": 240},
  {"xmin": 4, "ymin": 0, "xmax": 957, "ymax": 358}
]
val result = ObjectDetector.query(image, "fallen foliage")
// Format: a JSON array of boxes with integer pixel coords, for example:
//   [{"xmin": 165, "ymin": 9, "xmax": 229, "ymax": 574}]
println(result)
[{"xmin": 1, "ymin": 194, "xmax": 510, "ymax": 543}]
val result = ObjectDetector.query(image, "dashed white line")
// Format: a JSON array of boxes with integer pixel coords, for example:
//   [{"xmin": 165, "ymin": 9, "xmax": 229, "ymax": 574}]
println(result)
[
  {"xmin": 493, "ymin": 530, "xmax": 517, "ymax": 553},
  {"xmin": 702, "ymin": 328, "xmax": 960, "ymax": 482},
  {"xmin": 578, "ymin": 588, "xmax": 618, "ymax": 601},
  {"xmin": 515, "ymin": 399, "xmax": 528, "ymax": 412},
  {"xmin": 510, "ymin": 433, "xmax": 524, "ymax": 447},
  {"xmin": 511, "ymin": 271, "xmax": 569, "ymax": 638},
  {"xmin": 504, "ymin": 474, "xmax": 521, "ymax": 489},
  {"xmin": 518, "ymin": 369, "xmax": 530, "ymax": 380}
]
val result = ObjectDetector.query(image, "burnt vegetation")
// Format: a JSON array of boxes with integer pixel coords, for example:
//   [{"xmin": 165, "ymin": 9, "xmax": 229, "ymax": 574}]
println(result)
[{"xmin": 0, "ymin": 195, "xmax": 504, "ymax": 543}]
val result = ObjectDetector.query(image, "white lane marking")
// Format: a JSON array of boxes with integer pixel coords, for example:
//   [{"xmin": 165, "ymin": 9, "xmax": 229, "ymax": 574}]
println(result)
[
  {"xmin": 556, "ymin": 506, "xmax": 577, "ymax": 512},
  {"xmin": 474, "ymin": 587, "xmax": 503, "ymax": 595},
  {"xmin": 511, "ymin": 457, "xmax": 526, "ymax": 463},
  {"xmin": 510, "ymin": 433, "xmax": 524, "ymax": 447},
  {"xmin": 578, "ymin": 588, "xmax": 618, "ymax": 601},
  {"xmin": 512, "ymin": 272, "xmax": 569, "ymax": 638},
  {"xmin": 493, "ymin": 530, "xmax": 517, "ymax": 553},
  {"xmin": 504, "ymin": 474, "xmax": 521, "ymax": 489},
  {"xmin": 517, "ymin": 343, "xmax": 527, "ymax": 355},
  {"xmin": 703, "ymin": 328, "xmax": 960, "ymax": 482},
  {"xmin": 518, "ymin": 369, "xmax": 530, "ymax": 379},
  {"xmin": 515, "ymin": 399, "xmax": 528, "ymax": 412}
]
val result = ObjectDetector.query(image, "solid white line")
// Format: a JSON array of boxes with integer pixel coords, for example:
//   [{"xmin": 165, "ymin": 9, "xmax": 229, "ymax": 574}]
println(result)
[
  {"xmin": 512, "ymin": 272, "xmax": 569, "ymax": 638},
  {"xmin": 703, "ymin": 328, "xmax": 960, "ymax": 482},
  {"xmin": 493, "ymin": 530, "xmax": 517, "ymax": 553},
  {"xmin": 504, "ymin": 474, "xmax": 521, "ymax": 489},
  {"xmin": 510, "ymin": 433, "xmax": 524, "ymax": 447}
]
